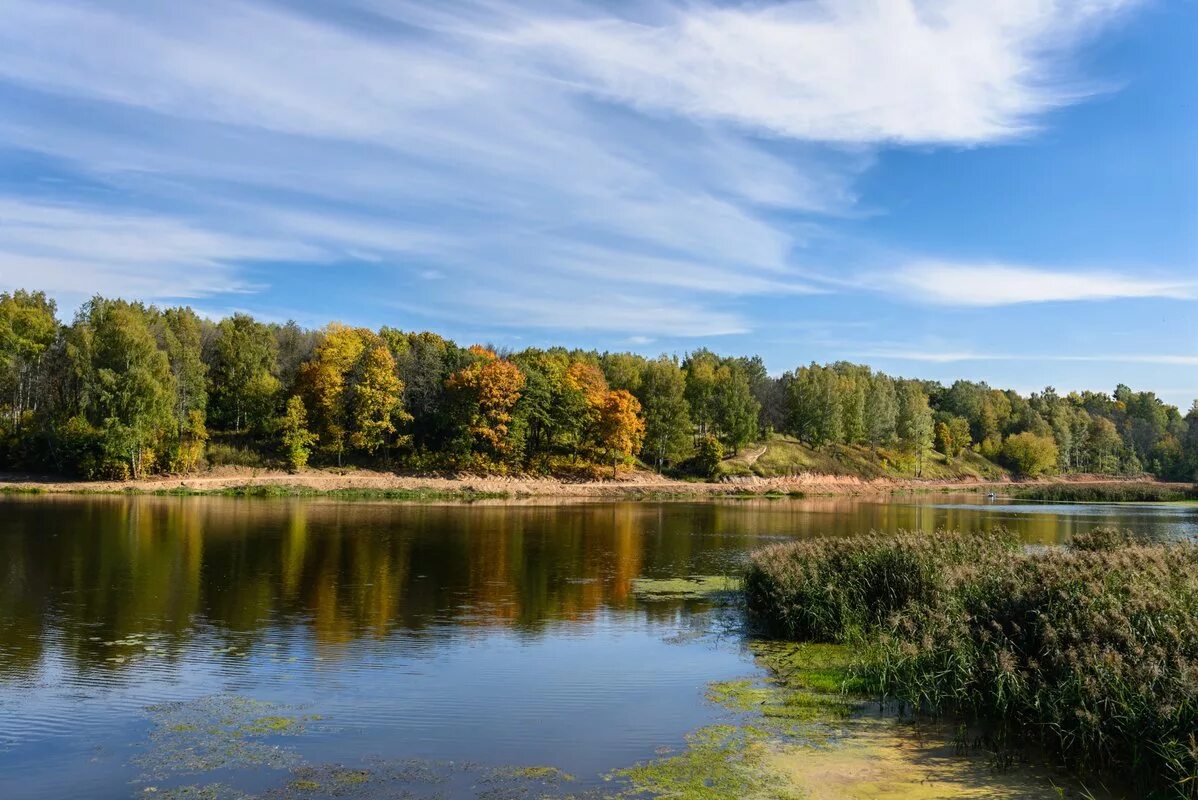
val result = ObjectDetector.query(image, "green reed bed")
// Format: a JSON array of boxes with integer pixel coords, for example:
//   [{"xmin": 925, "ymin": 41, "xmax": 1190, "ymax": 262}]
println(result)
[
  {"xmin": 744, "ymin": 529, "xmax": 1198, "ymax": 798},
  {"xmin": 1012, "ymin": 483, "xmax": 1198, "ymax": 503}
]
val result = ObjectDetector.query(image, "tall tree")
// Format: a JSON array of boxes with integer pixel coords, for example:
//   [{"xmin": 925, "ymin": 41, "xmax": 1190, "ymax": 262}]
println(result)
[
  {"xmin": 207, "ymin": 313, "xmax": 279, "ymax": 432},
  {"xmin": 350, "ymin": 343, "xmax": 410, "ymax": 457},
  {"xmin": 300, "ymin": 324, "xmax": 409, "ymax": 465},
  {"xmin": 596, "ymin": 389, "xmax": 646, "ymax": 475},
  {"xmin": 864, "ymin": 374, "xmax": 898, "ymax": 446},
  {"xmin": 683, "ymin": 350, "xmax": 719, "ymax": 439},
  {"xmin": 712, "ymin": 362, "xmax": 759, "ymax": 450},
  {"xmin": 897, "ymin": 382, "xmax": 934, "ymax": 476},
  {"xmin": 157, "ymin": 307, "xmax": 207, "ymax": 434},
  {"xmin": 445, "ymin": 346, "xmax": 525, "ymax": 461},
  {"xmin": 0, "ymin": 290, "xmax": 58, "ymax": 433},
  {"xmin": 636, "ymin": 357, "xmax": 692, "ymax": 470},
  {"xmin": 787, "ymin": 364, "xmax": 842, "ymax": 448},
  {"xmin": 69, "ymin": 298, "xmax": 176, "ymax": 478}
]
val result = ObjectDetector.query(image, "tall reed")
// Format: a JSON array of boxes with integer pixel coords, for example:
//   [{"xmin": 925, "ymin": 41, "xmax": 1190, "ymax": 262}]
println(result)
[{"xmin": 745, "ymin": 528, "xmax": 1198, "ymax": 797}]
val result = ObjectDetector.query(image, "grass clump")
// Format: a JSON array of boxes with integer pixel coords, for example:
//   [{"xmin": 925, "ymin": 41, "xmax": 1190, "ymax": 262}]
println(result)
[
  {"xmin": 745, "ymin": 528, "xmax": 1198, "ymax": 797},
  {"xmin": 744, "ymin": 529, "xmax": 1018, "ymax": 642},
  {"xmin": 1012, "ymin": 483, "xmax": 1198, "ymax": 503}
]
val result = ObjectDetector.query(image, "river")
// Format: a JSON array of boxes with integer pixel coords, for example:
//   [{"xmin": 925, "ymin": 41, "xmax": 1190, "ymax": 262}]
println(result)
[{"xmin": 0, "ymin": 493, "xmax": 1192, "ymax": 799}]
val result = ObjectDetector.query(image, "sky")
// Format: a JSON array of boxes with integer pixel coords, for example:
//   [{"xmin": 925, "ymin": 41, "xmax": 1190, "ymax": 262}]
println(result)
[{"xmin": 0, "ymin": 0, "xmax": 1194, "ymax": 406}]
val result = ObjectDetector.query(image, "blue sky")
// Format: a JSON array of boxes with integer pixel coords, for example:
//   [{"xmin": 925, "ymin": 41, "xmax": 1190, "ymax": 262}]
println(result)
[{"xmin": 0, "ymin": 0, "xmax": 1194, "ymax": 405}]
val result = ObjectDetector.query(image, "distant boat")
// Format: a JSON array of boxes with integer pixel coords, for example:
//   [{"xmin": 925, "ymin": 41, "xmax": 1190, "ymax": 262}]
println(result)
[{"xmin": 987, "ymin": 491, "xmax": 997, "ymax": 500}]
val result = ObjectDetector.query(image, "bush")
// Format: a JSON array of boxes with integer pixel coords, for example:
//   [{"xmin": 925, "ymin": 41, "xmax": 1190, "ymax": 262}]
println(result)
[
  {"xmin": 206, "ymin": 442, "xmax": 264, "ymax": 468},
  {"xmin": 693, "ymin": 434, "xmax": 724, "ymax": 478},
  {"xmin": 1000, "ymin": 431, "xmax": 1059, "ymax": 477},
  {"xmin": 745, "ymin": 529, "xmax": 1198, "ymax": 797},
  {"xmin": 1014, "ymin": 483, "xmax": 1198, "ymax": 503}
]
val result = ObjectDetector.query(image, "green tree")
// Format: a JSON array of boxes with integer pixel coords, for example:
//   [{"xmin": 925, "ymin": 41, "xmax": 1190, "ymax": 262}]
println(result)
[
  {"xmin": 683, "ymin": 350, "xmax": 720, "ymax": 440},
  {"xmin": 1000, "ymin": 431, "xmax": 1059, "ymax": 477},
  {"xmin": 157, "ymin": 307, "xmax": 206, "ymax": 426},
  {"xmin": 1086, "ymin": 416, "xmax": 1124, "ymax": 474},
  {"xmin": 694, "ymin": 433, "xmax": 724, "ymax": 478},
  {"xmin": 712, "ymin": 362, "xmax": 759, "ymax": 450},
  {"xmin": 68, "ymin": 298, "xmax": 176, "ymax": 478},
  {"xmin": 599, "ymin": 352, "xmax": 645, "ymax": 393},
  {"xmin": 279, "ymin": 395, "xmax": 317, "ymax": 471},
  {"xmin": 897, "ymin": 382, "xmax": 934, "ymax": 476},
  {"xmin": 0, "ymin": 290, "xmax": 58, "ymax": 433},
  {"xmin": 636, "ymin": 356, "xmax": 692, "ymax": 470},
  {"xmin": 787, "ymin": 364, "xmax": 842, "ymax": 448},
  {"xmin": 864, "ymin": 374, "xmax": 898, "ymax": 446},
  {"xmin": 837, "ymin": 368, "xmax": 867, "ymax": 444},
  {"xmin": 207, "ymin": 313, "xmax": 279, "ymax": 432}
]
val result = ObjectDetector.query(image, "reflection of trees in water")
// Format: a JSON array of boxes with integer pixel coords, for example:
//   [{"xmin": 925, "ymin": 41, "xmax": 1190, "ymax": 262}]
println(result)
[
  {"xmin": 0, "ymin": 498, "xmax": 742, "ymax": 671},
  {"xmin": 0, "ymin": 495, "xmax": 1134, "ymax": 675}
]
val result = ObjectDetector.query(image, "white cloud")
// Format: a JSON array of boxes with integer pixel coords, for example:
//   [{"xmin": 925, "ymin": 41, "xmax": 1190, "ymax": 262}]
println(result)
[
  {"xmin": 510, "ymin": 0, "xmax": 1137, "ymax": 144},
  {"xmin": 0, "ymin": 0, "xmax": 1150, "ymax": 334},
  {"xmin": 886, "ymin": 262, "xmax": 1195, "ymax": 305},
  {"xmin": 854, "ymin": 348, "xmax": 1198, "ymax": 366},
  {"xmin": 0, "ymin": 198, "xmax": 319, "ymax": 304}
]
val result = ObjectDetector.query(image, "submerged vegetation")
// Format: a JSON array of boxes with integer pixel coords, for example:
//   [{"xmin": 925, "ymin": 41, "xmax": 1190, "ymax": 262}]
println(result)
[
  {"xmin": 2, "ymin": 288, "xmax": 1196, "ymax": 484},
  {"xmin": 745, "ymin": 529, "xmax": 1198, "ymax": 797},
  {"xmin": 630, "ymin": 575, "xmax": 743, "ymax": 601},
  {"xmin": 1012, "ymin": 483, "xmax": 1198, "ymax": 503}
]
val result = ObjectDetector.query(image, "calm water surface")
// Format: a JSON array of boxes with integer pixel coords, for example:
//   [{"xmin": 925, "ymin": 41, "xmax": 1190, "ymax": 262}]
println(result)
[{"xmin": 0, "ymin": 494, "xmax": 1193, "ymax": 799}]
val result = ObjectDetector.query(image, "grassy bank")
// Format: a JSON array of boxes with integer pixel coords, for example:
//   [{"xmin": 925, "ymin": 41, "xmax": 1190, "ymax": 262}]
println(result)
[
  {"xmin": 744, "ymin": 529, "xmax": 1198, "ymax": 797},
  {"xmin": 717, "ymin": 433, "xmax": 1009, "ymax": 481},
  {"xmin": 1012, "ymin": 483, "xmax": 1198, "ymax": 502}
]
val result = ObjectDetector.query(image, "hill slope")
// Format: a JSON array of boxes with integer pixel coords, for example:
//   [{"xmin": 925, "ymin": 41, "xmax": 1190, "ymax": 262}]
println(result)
[{"xmin": 716, "ymin": 434, "xmax": 1009, "ymax": 482}]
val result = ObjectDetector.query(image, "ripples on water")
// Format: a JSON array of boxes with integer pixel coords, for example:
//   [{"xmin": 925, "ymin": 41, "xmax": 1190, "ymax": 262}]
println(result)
[{"xmin": 0, "ymin": 494, "xmax": 1192, "ymax": 799}]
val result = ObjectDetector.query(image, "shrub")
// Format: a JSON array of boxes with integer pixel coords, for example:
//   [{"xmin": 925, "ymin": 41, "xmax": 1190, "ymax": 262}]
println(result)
[
  {"xmin": 694, "ymin": 434, "xmax": 724, "ymax": 478},
  {"xmin": 745, "ymin": 529, "xmax": 1198, "ymax": 797},
  {"xmin": 1014, "ymin": 483, "xmax": 1198, "ymax": 502},
  {"xmin": 1000, "ymin": 431, "xmax": 1059, "ymax": 477},
  {"xmin": 206, "ymin": 442, "xmax": 264, "ymax": 468}
]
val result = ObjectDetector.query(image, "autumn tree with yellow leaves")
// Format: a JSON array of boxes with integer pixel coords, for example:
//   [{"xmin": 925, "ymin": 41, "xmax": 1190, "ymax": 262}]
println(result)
[
  {"xmin": 597, "ymin": 389, "xmax": 645, "ymax": 475},
  {"xmin": 299, "ymin": 324, "xmax": 410, "ymax": 466},
  {"xmin": 445, "ymin": 346, "xmax": 525, "ymax": 465}
]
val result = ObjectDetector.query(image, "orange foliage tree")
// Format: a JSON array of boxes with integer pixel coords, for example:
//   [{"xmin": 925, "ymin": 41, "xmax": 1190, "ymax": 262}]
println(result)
[
  {"xmin": 597, "ymin": 389, "xmax": 646, "ymax": 474},
  {"xmin": 445, "ymin": 346, "xmax": 526, "ymax": 461}
]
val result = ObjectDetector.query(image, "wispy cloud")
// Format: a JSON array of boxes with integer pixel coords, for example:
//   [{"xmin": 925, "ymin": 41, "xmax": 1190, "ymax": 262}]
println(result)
[
  {"xmin": 510, "ymin": 0, "xmax": 1138, "ymax": 144},
  {"xmin": 0, "ymin": 198, "xmax": 318, "ymax": 304},
  {"xmin": 885, "ymin": 262, "xmax": 1195, "ymax": 306},
  {"xmin": 0, "ymin": 0, "xmax": 1150, "ymax": 333},
  {"xmin": 854, "ymin": 348, "xmax": 1198, "ymax": 366}
]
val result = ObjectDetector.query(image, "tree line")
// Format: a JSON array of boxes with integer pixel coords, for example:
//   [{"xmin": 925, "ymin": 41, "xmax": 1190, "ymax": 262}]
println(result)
[{"xmin": 1, "ymin": 289, "xmax": 1195, "ymax": 481}]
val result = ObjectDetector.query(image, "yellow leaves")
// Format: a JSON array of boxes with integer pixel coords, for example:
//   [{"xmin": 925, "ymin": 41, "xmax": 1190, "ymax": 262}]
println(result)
[
  {"xmin": 350, "ymin": 345, "xmax": 409, "ymax": 454},
  {"xmin": 446, "ymin": 349, "xmax": 526, "ymax": 454},
  {"xmin": 564, "ymin": 361, "xmax": 608, "ymax": 408},
  {"xmin": 598, "ymin": 389, "xmax": 646, "ymax": 464},
  {"xmin": 300, "ymin": 325, "xmax": 408, "ymax": 457}
]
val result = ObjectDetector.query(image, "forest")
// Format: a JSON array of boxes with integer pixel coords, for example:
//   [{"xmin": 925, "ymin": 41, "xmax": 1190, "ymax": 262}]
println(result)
[{"xmin": 1, "ymin": 289, "xmax": 1196, "ymax": 482}]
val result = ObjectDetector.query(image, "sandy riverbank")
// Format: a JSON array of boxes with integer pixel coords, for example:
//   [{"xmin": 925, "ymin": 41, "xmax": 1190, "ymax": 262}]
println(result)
[{"xmin": 0, "ymin": 467, "xmax": 1181, "ymax": 500}]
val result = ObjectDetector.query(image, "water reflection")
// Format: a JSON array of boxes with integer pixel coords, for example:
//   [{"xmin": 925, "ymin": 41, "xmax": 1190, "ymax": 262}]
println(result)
[
  {"xmin": 0, "ymin": 494, "xmax": 1193, "ymax": 799},
  {"xmin": 1, "ymin": 494, "xmax": 1194, "ymax": 678}
]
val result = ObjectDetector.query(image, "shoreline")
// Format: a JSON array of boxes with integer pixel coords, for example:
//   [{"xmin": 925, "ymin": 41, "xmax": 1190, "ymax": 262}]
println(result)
[{"xmin": 0, "ymin": 468, "xmax": 1186, "ymax": 501}]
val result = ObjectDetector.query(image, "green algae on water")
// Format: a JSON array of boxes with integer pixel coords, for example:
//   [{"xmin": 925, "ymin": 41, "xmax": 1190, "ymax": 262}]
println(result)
[
  {"xmin": 630, "ymin": 575, "xmax": 742, "ymax": 601},
  {"xmin": 134, "ymin": 695, "xmax": 318, "ymax": 781}
]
